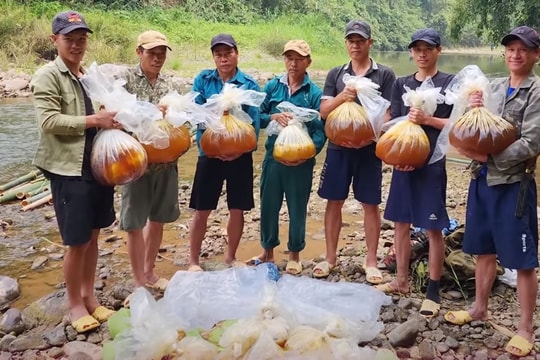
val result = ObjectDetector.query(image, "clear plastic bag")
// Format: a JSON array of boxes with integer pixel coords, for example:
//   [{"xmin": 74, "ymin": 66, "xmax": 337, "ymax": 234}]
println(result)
[
  {"xmin": 376, "ymin": 79, "xmax": 443, "ymax": 167},
  {"xmin": 112, "ymin": 288, "xmax": 181, "ymax": 360},
  {"xmin": 430, "ymin": 65, "xmax": 515, "ymax": 163},
  {"xmin": 90, "ymin": 129, "xmax": 148, "ymax": 186},
  {"xmin": 80, "ymin": 62, "xmax": 169, "ymax": 149},
  {"xmin": 267, "ymin": 102, "xmax": 318, "ymax": 163},
  {"xmin": 200, "ymin": 83, "xmax": 266, "ymax": 157},
  {"xmin": 174, "ymin": 336, "xmax": 219, "ymax": 360},
  {"xmin": 325, "ymin": 74, "xmax": 390, "ymax": 146}
]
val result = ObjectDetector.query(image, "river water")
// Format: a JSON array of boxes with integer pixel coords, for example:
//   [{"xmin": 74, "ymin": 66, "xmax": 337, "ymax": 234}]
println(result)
[{"xmin": 1, "ymin": 51, "xmax": 537, "ymax": 308}]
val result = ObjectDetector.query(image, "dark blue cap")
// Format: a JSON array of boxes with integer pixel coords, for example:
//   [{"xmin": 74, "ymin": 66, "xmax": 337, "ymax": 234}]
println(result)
[
  {"xmin": 501, "ymin": 26, "xmax": 540, "ymax": 48},
  {"xmin": 408, "ymin": 28, "xmax": 441, "ymax": 48},
  {"xmin": 52, "ymin": 10, "xmax": 92, "ymax": 35},
  {"xmin": 344, "ymin": 20, "xmax": 371, "ymax": 39}
]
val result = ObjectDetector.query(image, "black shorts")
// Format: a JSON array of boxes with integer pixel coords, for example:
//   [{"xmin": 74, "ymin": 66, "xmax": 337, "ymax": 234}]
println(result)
[
  {"xmin": 50, "ymin": 177, "xmax": 115, "ymax": 246},
  {"xmin": 189, "ymin": 153, "xmax": 254, "ymax": 211}
]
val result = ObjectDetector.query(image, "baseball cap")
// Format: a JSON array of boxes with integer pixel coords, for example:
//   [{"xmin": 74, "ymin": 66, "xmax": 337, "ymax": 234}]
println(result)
[
  {"xmin": 210, "ymin": 34, "xmax": 237, "ymax": 50},
  {"xmin": 282, "ymin": 40, "xmax": 311, "ymax": 56},
  {"xmin": 501, "ymin": 26, "xmax": 540, "ymax": 48},
  {"xmin": 137, "ymin": 31, "xmax": 172, "ymax": 50},
  {"xmin": 408, "ymin": 28, "xmax": 441, "ymax": 48},
  {"xmin": 344, "ymin": 20, "xmax": 371, "ymax": 39},
  {"xmin": 52, "ymin": 10, "xmax": 93, "ymax": 35}
]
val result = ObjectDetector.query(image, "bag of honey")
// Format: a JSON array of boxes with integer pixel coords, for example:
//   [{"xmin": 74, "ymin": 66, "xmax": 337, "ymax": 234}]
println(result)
[
  {"xmin": 266, "ymin": 102, "xmax": 319, "ymax": 163},
  {"xmin": 376, "ymin": 79, "xmax": 444, "ymax": 168},
  {"xmin": 325, "ymin": 74, "xmax": 390, "ymax": 147},
  {"xmin": 200, "ymin": 84, "xmax": 266, "ymax": 158}
]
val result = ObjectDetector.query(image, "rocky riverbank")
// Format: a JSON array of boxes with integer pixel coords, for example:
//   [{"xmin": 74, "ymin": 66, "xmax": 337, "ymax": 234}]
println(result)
[{"xmin": 0, "ymin": 160, "xmax": 537, "ymax": 359}]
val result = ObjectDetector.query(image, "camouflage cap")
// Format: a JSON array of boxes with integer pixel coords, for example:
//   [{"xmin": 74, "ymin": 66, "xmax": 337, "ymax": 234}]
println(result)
[{"xmin": 52, "ymin": 10, "xmax": 92, "ymax": 35}]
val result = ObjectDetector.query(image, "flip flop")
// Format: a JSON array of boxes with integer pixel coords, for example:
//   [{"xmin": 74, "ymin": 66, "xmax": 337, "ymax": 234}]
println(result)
[
  {"xmin": 505, "ymin": 334, "xmax": 533, "ymax": 357},
  {"xmin": 444, "ymin": 310, "xmax": 473, "ymax": 325},
  {"xmin": 313, "ymin": 261, "xmax": 335, "ymax": 278},
  {"xmin": 71, "ymin": 314, "xmax": 100, "ymax": 333},
  {"xmin": 90, "ymin": 306, "xmax": 116, "ymax": 323},
  {"xmin": 188, "ymin": 265, "xmax": 203, "ymax": 272},
  {"xmin": 363, "ymin": 261, "xmax": 383, "ymax": 284},
  {"xmin": 374, "ymin": 282, "xmax": 408, "ymax": 295},
  {"xmin": 145, "ymin": 278, "xmax": 169, "ymax": 292},
  {"xmin": 285, "ymin": 260, "xmax": 303, "ymax": 275},
  {"xmin": 419, "ymin": 299, "xmax": 440, "ymax": 319}
]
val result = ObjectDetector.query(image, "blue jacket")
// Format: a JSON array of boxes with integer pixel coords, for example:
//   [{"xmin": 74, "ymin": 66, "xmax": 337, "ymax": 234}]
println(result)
[
  {"xmin": 192, "ymin": 68, "xmax": 261, "ymax": 156},
  {"xmin": 260, "ymin": 73, "xmax": 326, "ymax": 161}
]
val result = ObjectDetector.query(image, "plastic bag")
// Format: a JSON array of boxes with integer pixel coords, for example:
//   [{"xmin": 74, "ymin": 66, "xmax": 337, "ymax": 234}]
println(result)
[
  {"xmin": 160, "ymin": 90, "xmax": 216, "ymax": 128},
  {"xmin": 267, "ymin": 102, "xmax": 318, "ymax": 163},
  {"xmin": 112, "ymin": 288, "xmax": 181, "ymax": 360},
  {"xmin": 200, "ymin": 83, "xmax": 266, "ymax": 157},
  {"xmin": 141, "ymin": 119, "xmax": 191, "ymax": 163},
  {"xmin": 325, "ymin": 74, "xmax": 390, "ymax": 146},
  {"xmin": 174, "ymin": 336, "xmax": 219, "ymax": 360},
  {"xmin": 376, "ymin": 79, "xmax": 443, "ymax": 167},
  {"xmin": 431, "ymin": 65, "xmax": 515, "ymax": 163},
  {"xmin": 80, "ymin": 62, "xmax": 169, "ymax": 149},
  {"xmin": 90, "ymin": 129, "xmax": 147, "ymax": 186}
]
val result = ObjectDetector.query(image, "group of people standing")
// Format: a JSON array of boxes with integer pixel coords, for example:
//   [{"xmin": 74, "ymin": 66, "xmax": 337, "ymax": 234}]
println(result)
[{"xmin": 31, "ymin": 9, "xmax": 539, "ymax": 357}]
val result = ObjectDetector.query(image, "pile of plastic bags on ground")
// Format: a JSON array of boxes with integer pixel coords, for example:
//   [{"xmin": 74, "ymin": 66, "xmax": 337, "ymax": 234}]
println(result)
[{"xmin": 104, "ymin": 264, "xmax": 391, "ymax": 360}]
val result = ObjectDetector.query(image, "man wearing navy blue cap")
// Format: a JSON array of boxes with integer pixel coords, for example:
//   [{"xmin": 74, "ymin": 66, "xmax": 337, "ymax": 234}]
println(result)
[
  {"xmin": 188, "ymin": 33, "xmax": 261, "ymax": 271},
  {"xmin": 445, "ymin": 25, "xmax": 540, "ymax": 357},
  {"xmin": 31, "ymin": 10, "xmax": 118, "ymax": 333},
  {"xmin": 377, "ymin": 28, "xmax": 454, "ymax": 321},
  {"xmin": 314, "ymin": 20, "xmax": 395, "ymax": 281}
]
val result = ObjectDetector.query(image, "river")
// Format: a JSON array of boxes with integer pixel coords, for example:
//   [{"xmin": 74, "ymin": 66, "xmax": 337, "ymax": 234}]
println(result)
[{"xmin": 1, "ymin": 51, "xmax": 536, "ymax": 308}]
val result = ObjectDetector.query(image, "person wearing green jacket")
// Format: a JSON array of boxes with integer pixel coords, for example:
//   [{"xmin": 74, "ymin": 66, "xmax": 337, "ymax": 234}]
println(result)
[{"xmin": 249, "ymin": 40, "xmax": 326, "ymax": 274}]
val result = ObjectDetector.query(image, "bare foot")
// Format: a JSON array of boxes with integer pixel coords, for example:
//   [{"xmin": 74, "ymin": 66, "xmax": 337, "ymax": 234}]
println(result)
[{"xmin": 69, "ymin": 304, "xmax": 91, "ymax": 323}]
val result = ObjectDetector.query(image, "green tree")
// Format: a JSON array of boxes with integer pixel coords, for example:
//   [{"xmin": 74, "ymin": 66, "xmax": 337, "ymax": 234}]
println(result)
[{"xmin": 450, "ymin": 0, "xmax": 540, "ymax": 44}]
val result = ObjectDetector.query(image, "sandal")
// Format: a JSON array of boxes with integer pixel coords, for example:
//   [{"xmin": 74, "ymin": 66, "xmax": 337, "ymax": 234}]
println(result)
[
  {"xmin": 419, "ymin": 299, "xmax": 440, "ymax": 319},
  {"xmin": 313, "ymin": 261, "xmax": 335, "ymax": 278},
  {"xmin": 285, "ymin": 260, "xmax": 303, "ymax": 275},
  {"xmin": 505, "ymin": 334, "xmax": 534, "ymax": 357},
  {"xmin": 363, "ymin": 261, "xmax": 383, "ymax": 284},
  {"xmin": 444, "ymin": 310, "xmax": 473, "ymax": 325},
  {"xmin": 374, "ymin": 282, "xmax": 408, "ymax": 295},
  {"xmin": 71, "ymin": 314, "xmax": 100, "ymax": 333},
  {"xmin": 145, "ymin": 278, "xmax": 169, "ymax": 292},
  {"xmin": 90, "ymin": 306, "xmax": 116, "ymax": 323}
]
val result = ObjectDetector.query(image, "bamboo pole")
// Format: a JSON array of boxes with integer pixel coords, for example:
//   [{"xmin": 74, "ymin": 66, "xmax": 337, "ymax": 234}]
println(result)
[
  {"xmin": 21, "ymin": 190, "xmax": 51, "ymax": 207},
  {"xmin": 21, "ymin": 193, "xmax": 52, "ymax": 212},
  {"xmin": 0, "ymin": 170, "xmax": 42, "ymax": 192},
  {"xmin": 0, "ymin": 179, "xmax": 47, "ymax": 202},
  {"xmin": 24, "ymin": 180, "xmax": 50, "ymax": 198},
  {"xmin": 15, "ymin": 181, "xmax": 46, "ymax": 199}
]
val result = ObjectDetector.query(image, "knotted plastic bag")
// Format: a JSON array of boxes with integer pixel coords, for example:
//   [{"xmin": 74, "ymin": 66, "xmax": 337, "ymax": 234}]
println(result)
[
  {"xmin": 80, "ymin": 62, "xmax": 169, "ymax": 149},
  {"xmin": 200, "ymin": 83, "xmax": 266, "ymax": 157},
  {"xmin": 90, "ymin": 129, "xmax": 147, "ymax": 186},
  {"xmin": 432, "ymin": 65, "xmax": 514, "ymax": 162},
  {"xmin": 376, "ymin": 79, "xmax": 444, "ymax": 168},
  {"xmin": 325, "ymin": 74, "xmax": 390, "ymax": 147},
  {"xmin": 266, "ymin": 102, "xmax": 318, "ymax": 163}
]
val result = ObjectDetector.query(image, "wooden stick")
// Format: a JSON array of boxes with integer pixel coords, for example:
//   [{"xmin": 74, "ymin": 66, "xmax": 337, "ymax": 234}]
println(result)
[
  {"xmin": 21, "ymin": 194, "xmax": 52, "ymax": 212},
  {"xmin": 21, "ymin": 190, "xmax": 52, "ymax": 207},
  {"xmin": 0, "ymin": 170, "xmax": 42, "ymax": 192}
]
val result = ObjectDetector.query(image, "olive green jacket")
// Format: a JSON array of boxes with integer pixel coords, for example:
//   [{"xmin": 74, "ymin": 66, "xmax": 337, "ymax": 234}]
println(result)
[{"xmin": 31, "ymin": 57, "xmax": 95, "ymax": 176}]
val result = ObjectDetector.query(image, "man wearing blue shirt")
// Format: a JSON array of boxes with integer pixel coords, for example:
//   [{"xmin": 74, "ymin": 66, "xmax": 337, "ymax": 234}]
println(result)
[{"xmin": 188, "ymin": 34, "xmax": 261, "ymax": 271}]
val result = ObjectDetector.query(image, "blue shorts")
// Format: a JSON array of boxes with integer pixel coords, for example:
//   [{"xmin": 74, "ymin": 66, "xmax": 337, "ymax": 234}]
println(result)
[
  {"xmin": 462, "ymin": 175, "xmax": 538, "ymax": 270},
  {"xmin": 384, "ymin": 164, "xmax": 449, "ymax": 230},
  {"xmin": 317, "ymin": 144, "xmax": 382, "ymax": 205}
]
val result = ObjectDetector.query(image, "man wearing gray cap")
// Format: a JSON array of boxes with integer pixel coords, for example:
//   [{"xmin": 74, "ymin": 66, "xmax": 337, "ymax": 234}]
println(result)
[
  {"xmin": 445, "ymin": 25, "xmax": 540, "ymax": 357},
  {"xmin": 314, "ymin": 20, "xmax": 395, "ymax": 281},
  {"xmin": 31, "ymin": 10, "xmax": 118, "ymax": 333},
  {"xmin": 119, "ymin": 30, "xmax": 182, "ymax": 299},
  {"xmin": 188, "ymin": 33, "xmax": 261, "ymax": 271}
]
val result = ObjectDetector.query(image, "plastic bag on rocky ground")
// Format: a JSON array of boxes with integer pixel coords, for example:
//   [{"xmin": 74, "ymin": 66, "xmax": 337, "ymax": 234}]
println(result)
[
  {"xmin": 111, "ymin": 287, "xmax": 183, "ymax": 360},
  {"xmin": 162, "ymin": 264, "xmax": 279, "ymax": 330}
]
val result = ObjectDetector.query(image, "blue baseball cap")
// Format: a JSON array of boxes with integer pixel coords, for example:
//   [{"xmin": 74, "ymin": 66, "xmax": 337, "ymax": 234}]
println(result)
[
  {"xmin": 52, "ymin": 10, "xmax": 92, "ymax": 35},
  {"xmin": 501, "ymin": 26, "xmax": 540, "ymax": 48},
  {"xmin": 408, "ymin": 28, "xmax": 441, "ymax": 48}
]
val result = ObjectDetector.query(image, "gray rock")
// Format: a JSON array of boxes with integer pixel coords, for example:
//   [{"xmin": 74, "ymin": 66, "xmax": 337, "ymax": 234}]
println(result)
[
  {"xmin": 436, "ymin": 342, "xmax": 450, "ymax": 353},
  {"xmin": 31, "ymin": 256, "xmax": 48, "ymax": 270},
  {"xmin": 388, "ymin": 317, "xmax": 423, "ymax": 347},
  {"xmin": 2, "ymin": 79, "xmax": 29, "ymax": 92},
  {"xmin": 43, "ymin": 324, "xmax": 67, "ymax": 346},
  {"xmin": 0, "ymin": 276, "xmax": 19, "ymax": 306},
  {"xmin": 0, "ymin": 308, "xmax": 25, "ymax": 335},
  {"xmin": 0, "ymin": 334, "xmax": 16, "ymax": 351},
  {"xmin": 63, "ymin": 341, "xmax": 102, "ymax": 360},
  {"xmin": 22, "ymin": 290, "xmax": 67, "ymax": 328},
  {"xmin": 8, "ymin": 329, "xmax": 49, "ymax": 352},
  {"xmin": 375, "ymin": 348, "xmax": 399, "ymax": 360},
  {"xmin": 445, "ymin": 336, "xmax": 460, "ymax": 349},
  {"xmin": 418, "ymin": 339, "xmax": 437, "ymax": 359}
]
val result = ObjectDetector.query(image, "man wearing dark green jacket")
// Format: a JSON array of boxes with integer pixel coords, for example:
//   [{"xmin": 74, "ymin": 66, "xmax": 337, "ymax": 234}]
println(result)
[{"xmin": 250, "ymin": 40, "xmax": 326, "ymax": 274}]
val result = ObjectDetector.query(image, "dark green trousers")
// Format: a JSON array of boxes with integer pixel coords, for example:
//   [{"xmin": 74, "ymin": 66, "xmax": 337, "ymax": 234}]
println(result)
[{"xmin": 260, "ymin": 159, "xmax": 314, "ymax": 252}]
